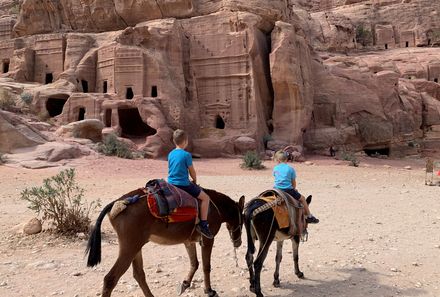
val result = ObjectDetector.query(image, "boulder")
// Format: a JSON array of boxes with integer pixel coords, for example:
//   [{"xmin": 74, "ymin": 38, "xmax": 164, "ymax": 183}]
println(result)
[
  {"xmin": 55, "ymin": 119, "xmax": 104, "ymax": 142},
  {"xmin": 0, "ymin": 110, "xmax": 47, "ymax": 153},
  {"xmin": 234, "ymin": 136, "xmax": 257, "ymax": 154},
  {"xmin": 23, "ymin": 218, "xmax": 42, "ymax": 235}
]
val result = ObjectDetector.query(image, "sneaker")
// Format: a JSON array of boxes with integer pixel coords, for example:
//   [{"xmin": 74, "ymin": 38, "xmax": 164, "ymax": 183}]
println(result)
[
  {"xmin": 306, "ymin": 215, "xmax": 319, "ymax": 224},
  {"xmin": 196, "ymin": 221, "xmax": 214, "ymax": 239}
]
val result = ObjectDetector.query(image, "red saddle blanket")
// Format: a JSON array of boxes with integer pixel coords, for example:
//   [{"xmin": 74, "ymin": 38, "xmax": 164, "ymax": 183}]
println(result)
[{"xmin": 146, "ymin": 179, "xmax": 198, "ymax": 223}]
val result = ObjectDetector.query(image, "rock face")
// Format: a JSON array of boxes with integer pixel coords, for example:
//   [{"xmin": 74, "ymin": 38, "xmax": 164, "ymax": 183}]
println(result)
[
  {"xmin": 0, "ymin": 0, "xmax": 439, "ymax": 158},
  {"xmin": 270, "ymin": 21, "xmax": 313, "ymax": 146}
]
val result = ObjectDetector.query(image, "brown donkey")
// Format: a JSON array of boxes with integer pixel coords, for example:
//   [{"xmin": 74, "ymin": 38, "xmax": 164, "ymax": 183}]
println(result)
[{"xmin": 86, "ymin": 188, "xmax": 245, "ymax": 297}]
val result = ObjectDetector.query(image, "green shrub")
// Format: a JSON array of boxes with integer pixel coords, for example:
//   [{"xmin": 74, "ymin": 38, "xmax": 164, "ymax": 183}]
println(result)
[
  {"xmin": 20, "ymin": 93, "xmax": 33, "ymax": 105},
  {"xmin": 99, "ymin": 133, "xmax": 133, "ymax": 159},
  {"xmin": 20, "ymin": 169, "xmax": 100, "ymax": 235},
  {"xmin": 341, "ymin": 151, "xmax": 360, "ymax": 167},
  {"xmin": 0, "ymin": 88, "xmax": 16, "ymax": 111},
  {"xmin": 241, "ymin": 150, "xmax": 265, "ymax": 170},
  {"xmin": 356, "ymin": 24, "xmax": 373, "ymax": 47}
]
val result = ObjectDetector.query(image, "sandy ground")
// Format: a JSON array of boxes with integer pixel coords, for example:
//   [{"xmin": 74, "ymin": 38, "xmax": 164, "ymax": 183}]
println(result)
[{"xmin": 0, "ymin": 155, "xmax": 439, "ymax": 297}]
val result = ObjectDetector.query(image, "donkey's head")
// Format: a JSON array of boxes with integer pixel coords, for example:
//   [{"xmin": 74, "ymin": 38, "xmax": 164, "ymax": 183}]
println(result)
[{"xmin": 226, "ymin": 195, "xmax": 245, "ymax": 248}]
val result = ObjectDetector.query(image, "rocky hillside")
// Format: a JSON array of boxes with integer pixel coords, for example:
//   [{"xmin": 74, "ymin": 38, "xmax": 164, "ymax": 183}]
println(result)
[{"xmin": 0, "ymin": 0, "xmax": 439, "ymax": 159}]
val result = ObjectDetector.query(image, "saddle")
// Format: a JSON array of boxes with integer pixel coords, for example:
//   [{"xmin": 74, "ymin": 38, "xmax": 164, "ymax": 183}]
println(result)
[
  {"xmin": 145, "ymin": 179, "xmax": 198, "ymax": 223},
  {"xmin": 251, "ymin": 189, "xmax": 307, "ymax": 237}
]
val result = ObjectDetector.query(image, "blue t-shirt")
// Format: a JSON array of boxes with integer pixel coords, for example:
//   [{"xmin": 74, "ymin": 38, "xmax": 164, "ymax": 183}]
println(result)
[
  {"xmin": 168, "ymin": 148, "xmax": 193, "ymax": 186},
  {"xmin": 273, "ymin": 163, "xmax": 296, "ymax": 190}
]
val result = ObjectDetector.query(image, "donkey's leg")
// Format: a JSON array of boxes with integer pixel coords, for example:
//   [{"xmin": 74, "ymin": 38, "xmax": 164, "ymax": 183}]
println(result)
[
  {"xmin": 102, "ymin": 245, "xmax": 139, "ymax": 297},
  {"xmin": 179, "ymin": 242, "xmax": 199, "ymax": 295},
  {"xmin": 253, "ymin": 231, "xmax": 276, "ymax": 297},
  {"xmin": 245, "ymin": 240, "xmax": 256, "ymax": 292},
  {"xmin": 291, "ymin": 235, "xmax": 304, "ymax": 279},
  {"xmin": 201, "ymin": 238, "xmax": 217, "ymax": 297},
  {"xmin": 273, "ymin": 241, "xmax": 283, "ymax": 287},
  {"xmin": 132, "ymin": 251, "xmax": 154, "ymax": 297}
]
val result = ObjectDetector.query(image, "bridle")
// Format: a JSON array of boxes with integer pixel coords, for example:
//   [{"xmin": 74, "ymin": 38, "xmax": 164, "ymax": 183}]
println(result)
[{"xmin": 209, "ymin": 196, "xmax": 242, "ymax": 246}]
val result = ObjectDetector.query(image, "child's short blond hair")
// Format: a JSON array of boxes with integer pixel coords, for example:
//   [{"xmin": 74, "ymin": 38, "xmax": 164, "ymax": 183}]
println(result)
[
  {"xmin": 173, "ymin": 129, "xmax": 188, "ymax": 146},
  {"xmin": 274, "ymin": 150, "xmax": 287, "ymax": 162}
]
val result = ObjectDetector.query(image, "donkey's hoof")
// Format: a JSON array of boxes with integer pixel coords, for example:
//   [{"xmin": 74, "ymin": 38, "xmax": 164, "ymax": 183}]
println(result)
[
  {"xmin": 204, "ymin": 288, "xmax": 218, "ymax": 297},
  {"xmin": 177, "ymin": 281, "xmax": 191, "ymax": 295},
  {"xmin": 273, "ymin": 279, "xmax": 281, "ymax": 287},
  {"xmin": 296, "ymin": 271, "xmax": 304, "ymax": 279},
  {"xmin": 250, "ymin": 285, "xmax": 256, "ymax": 293}
]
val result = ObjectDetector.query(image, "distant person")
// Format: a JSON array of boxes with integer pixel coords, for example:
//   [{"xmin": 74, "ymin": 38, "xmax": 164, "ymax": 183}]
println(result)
[
  {"xmin": 329, "ymin": 146, "xmax": 336, "ymax": 157},
  {"xmin": 168, "ymin": 129, "xmax": 213, "ymax": 239},
  {"xmin": 273, "ymin": 150, "xmax": 319, "ymax": 224}
]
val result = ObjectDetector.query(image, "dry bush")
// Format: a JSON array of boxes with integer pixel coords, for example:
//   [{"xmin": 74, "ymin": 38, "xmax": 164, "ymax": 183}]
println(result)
[{"xmin": 20, "ymin": 169, "xmax": 100, "ymax": 235}]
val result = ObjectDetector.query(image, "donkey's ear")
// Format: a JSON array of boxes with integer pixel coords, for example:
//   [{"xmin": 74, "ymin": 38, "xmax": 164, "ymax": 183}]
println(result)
[
  {"xmin": 238, "ymin": 195, "xmax": 245, "ymax": 210},
  {"xmin": 306, "ymin": 195, "xmax": 312, "ymax": 205}
]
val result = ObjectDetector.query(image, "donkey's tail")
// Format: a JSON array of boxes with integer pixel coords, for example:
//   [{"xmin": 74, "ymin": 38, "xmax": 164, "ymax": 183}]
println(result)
[
  {"xmin": 86, "ymin": 201, "xmax": 116, "ymax": 267},
  {"xmin": 244, "ymin": 202, "xmax": 256, "ymax": 255}
]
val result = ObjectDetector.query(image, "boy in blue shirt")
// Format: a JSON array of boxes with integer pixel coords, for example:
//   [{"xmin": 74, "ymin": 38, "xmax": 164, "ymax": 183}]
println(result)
[
  {"xmin": 168, "ymin": 129, "xmax": 213, "ymax": 239},
  {"xmin": 273, "ymin": 150, "xmax": 319, "ymax": 224}
]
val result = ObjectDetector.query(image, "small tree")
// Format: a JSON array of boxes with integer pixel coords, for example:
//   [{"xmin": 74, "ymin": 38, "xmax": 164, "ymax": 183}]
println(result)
[
  {"xmin": 241, "ymin": 151, "xmax": 265, "ymax": 170},
  {"xmin": 20, "ymin": 169, "xmax": 100, "ymax": 235},
  {"xmin": 99, "ymin": 133, "xmax": 133, "ymax": 159}
]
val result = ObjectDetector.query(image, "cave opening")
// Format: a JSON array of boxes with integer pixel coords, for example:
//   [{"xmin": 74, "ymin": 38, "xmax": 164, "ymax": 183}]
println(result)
[
  {"xmin": 81, "ymin": 80, "xmax": 89, "ymax": 93},
  {"xmin": 2, "ymin": 60, "xmax": 9, "ymax": 73},
  {"xmin": 103, "ymin": 80, "xmax": 108, "ymax": 93},
  {"xmin": 126, "ymin": 87, "xmax": 134, "ymax": 99},
  {"xmin": 363, "ymin": 147, "xmax": 390, "ymax": 157},
  {"xmin": 105, "ymin": 109, "xmax": 112, "ymax": 127},
  {"xmin": 78, "ymin": 107, "xmax": 85, "ymax": 121},
  {"xmin": 45, "ymin": 73, "xmax": 53, "ymax": 84},
  {"xmin": 118, "ymin": 108, "xmax": 156, "ymax": 138},
  {"xmin": 151, "ymin": 86, "xmax": 158, "ymax": 97},
  {"xmin": 46, "ymin": 97, "xmax": 68, "ymax": 117},
  {"xmin": 215, "ymin": 115, "xmax": 225, "ymax": 129}
]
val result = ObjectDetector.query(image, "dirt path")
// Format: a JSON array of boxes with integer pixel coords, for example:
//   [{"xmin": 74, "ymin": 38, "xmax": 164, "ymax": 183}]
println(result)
[{"xmin": 0, "ymin": 156, "xmax": 439, "ymax": 297}]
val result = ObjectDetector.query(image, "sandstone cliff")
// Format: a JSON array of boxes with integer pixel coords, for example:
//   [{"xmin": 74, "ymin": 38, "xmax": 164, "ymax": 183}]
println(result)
[{"xmin": 0, "ymin": 0, "xmax": 439, "ymax": 158}]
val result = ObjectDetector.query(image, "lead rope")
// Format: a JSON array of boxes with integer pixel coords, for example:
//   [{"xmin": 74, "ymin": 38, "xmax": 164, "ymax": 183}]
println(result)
[{"xmin": 233, "ymin": 247, "xmax": 239, "ymax": 268}]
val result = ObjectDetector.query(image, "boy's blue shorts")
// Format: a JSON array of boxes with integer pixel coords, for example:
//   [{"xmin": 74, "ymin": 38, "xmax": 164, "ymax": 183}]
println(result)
[
  {"xmin": 281, "ymin": 188, "xmax": 302, "ymax": 200},
  {"xmin": 175, "ymin": 183, "xmax": 202, "ymax": 198}
]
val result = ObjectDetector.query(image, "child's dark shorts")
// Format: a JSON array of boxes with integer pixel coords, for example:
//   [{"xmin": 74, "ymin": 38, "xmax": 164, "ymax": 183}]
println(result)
[
  {"xmin": 175, "ymin": 183, "xmax": 202, "ymax": 198},
  {"xmin": 280, "ymin": 188, "xmax": 302, "ymax": 200}
]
